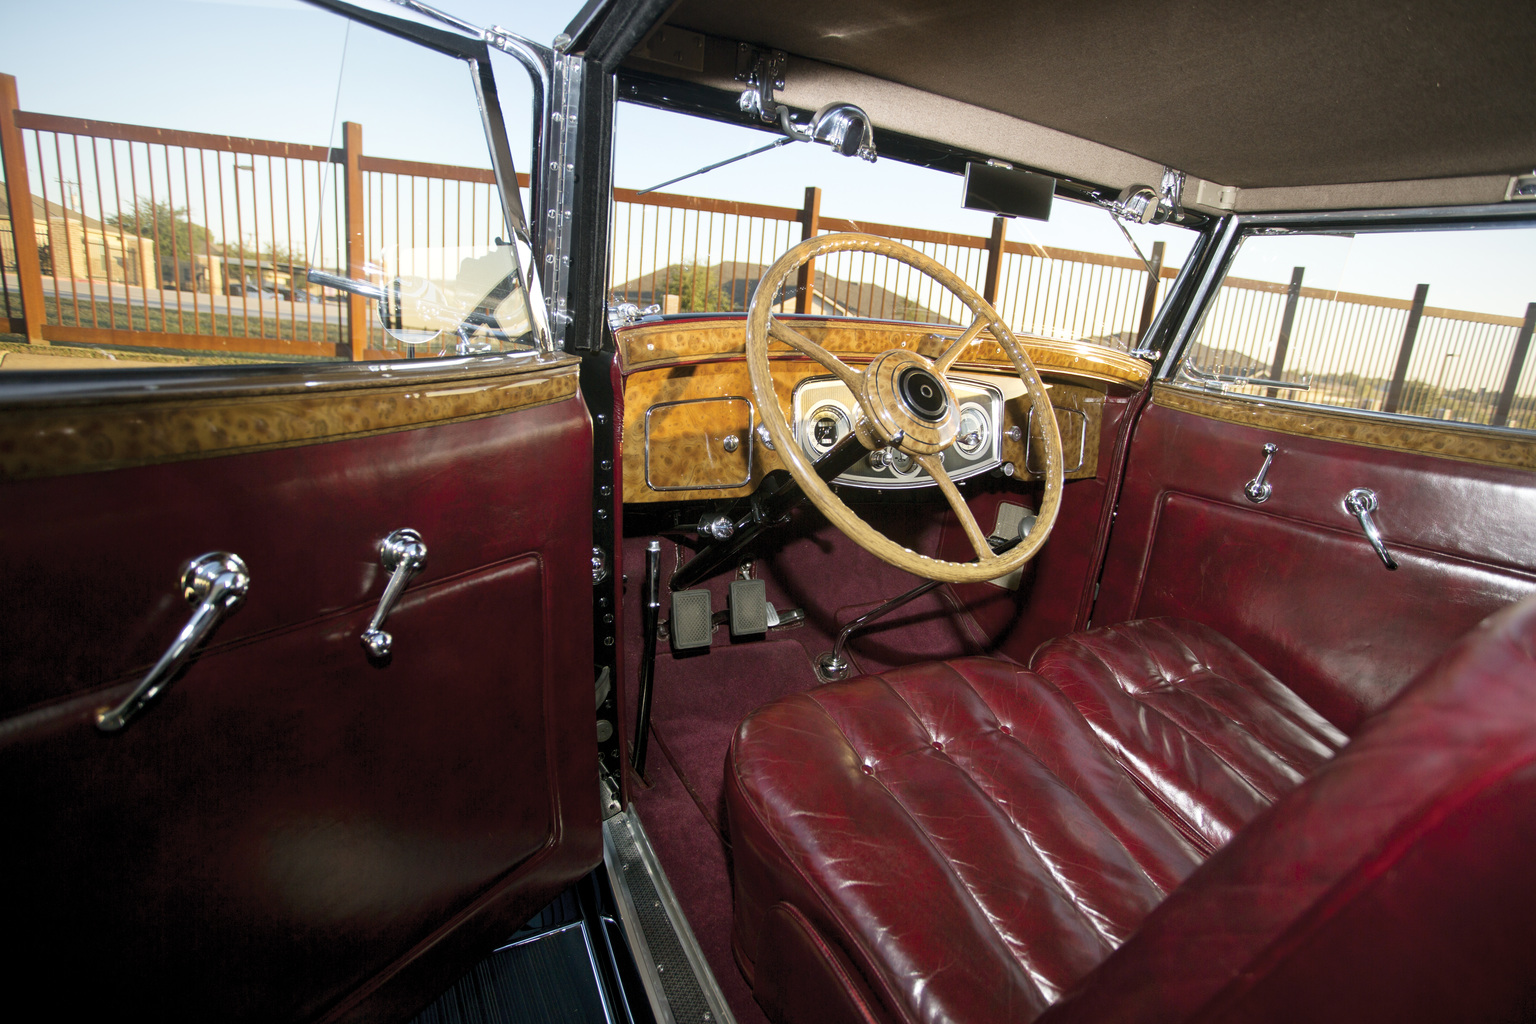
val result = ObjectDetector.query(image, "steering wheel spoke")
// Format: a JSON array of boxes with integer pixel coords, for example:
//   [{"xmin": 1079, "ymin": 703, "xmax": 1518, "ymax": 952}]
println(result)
[
  {"xmin": 933, "ymin": 316, "xmax": 992, "ymax": 374},
  {"xmin": 768, "ymin": 318, "xmax": 865, "ymax": 391},
  {"xmin": 915, "ymin": 453, "xmax": 996, "ymax": 563}
]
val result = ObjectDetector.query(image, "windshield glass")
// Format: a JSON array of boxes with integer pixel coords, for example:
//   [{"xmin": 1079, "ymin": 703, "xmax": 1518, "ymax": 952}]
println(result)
[
  {"xmin": 0, "ymin": 0, "xmax": 542, "ymax": 370},
  {"xmin": 610, "ymin": 102, "xmax": 1197, "ymax": 351}
]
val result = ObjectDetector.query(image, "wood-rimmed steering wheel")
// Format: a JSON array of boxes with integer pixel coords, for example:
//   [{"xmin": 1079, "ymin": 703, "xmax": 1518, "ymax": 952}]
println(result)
[{"xmin": 745, "ymin": 232, "xmax": 1064, "ymax": 584}]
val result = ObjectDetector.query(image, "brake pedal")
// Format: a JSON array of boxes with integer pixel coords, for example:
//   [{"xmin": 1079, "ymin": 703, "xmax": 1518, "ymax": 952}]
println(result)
[
  {"xmin": 729, "ymin": 579, "xmax": 769, "ymax": 638},
  {"xmin": 670, "ymin": 589, "xmax": 714, "ymax": 651}
]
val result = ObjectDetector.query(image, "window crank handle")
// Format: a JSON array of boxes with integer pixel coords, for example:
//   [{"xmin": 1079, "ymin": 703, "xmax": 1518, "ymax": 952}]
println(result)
[
  {"xmin": 1244, "ymin": 443, "xmax": 1279, "ymax": 503},
  {"xmin": 362, "ymin": 529, "xmax": 428, "ymax": 657},
  {"xmin": 1343, "ymin": 489, "xmax": 1398, "ymax": 571}
]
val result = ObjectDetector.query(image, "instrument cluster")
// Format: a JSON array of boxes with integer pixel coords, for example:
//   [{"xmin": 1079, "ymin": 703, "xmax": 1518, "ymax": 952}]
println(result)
[{"xmin": 791, "ymin": 375, "xmax": 1005, "ymax": 489}]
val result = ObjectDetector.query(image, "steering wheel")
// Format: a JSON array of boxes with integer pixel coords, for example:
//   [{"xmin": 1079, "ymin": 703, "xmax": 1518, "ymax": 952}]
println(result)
[{"xmin": 745, "ymin": 233, "xmax": 1064, "ymax": 584}]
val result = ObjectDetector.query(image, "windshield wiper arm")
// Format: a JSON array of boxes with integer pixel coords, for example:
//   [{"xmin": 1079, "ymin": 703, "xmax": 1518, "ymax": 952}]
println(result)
[{"xmin": 636, "ymin": 137, "xmax": 791, "ymax": 196}]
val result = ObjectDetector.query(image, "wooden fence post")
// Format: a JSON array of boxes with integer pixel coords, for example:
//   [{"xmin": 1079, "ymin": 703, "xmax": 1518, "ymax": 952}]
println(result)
[
  {"xmin": 1383, "ymin": 283, "xmax": 1430, "ymax": 413},
  {"xmin": 342, "ymin": 120, "xmax": 367, "ymax": 360},
  {"xmin": 1266, "ymin": 265, "xmax": 1305, "ymax": 397},
  {"xmin": 0, "ymin": 73, "xmax": 46, "ymax": 343},
  {"xmin": 1134, "ymin": 240, "xmax": 1165, "ymax": 344},
  {"xmin": 795, "ymin": 185, "xmax": 821, "ymax": 315},
  {"xmin": 1492, "ymin": 302, "xmax": 1536, "ymax": 428},
  {"xmin": 983, "ymin": 216, "xmax": 1006, "ymax": 306}
]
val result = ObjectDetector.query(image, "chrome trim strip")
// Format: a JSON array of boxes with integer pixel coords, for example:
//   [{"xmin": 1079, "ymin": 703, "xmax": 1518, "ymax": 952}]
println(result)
[
  {"xmin": 0, "ymin": 352, "xmax": 576, "ymax": 409},
  {"xmin": 603, "ymin": 809, "xmax": 736, "ymax": 1024}
]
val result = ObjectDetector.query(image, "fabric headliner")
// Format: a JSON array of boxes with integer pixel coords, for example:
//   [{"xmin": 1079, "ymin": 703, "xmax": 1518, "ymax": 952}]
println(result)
[{"xmin": 666, "ymin": 0, "xmax": 1536, "ymax": 190}]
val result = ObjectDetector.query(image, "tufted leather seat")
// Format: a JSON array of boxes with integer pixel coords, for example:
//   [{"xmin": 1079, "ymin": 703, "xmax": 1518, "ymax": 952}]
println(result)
[{"xmin": 725, "ymin": 609, "xmax": 1536, "ymax": 1023}]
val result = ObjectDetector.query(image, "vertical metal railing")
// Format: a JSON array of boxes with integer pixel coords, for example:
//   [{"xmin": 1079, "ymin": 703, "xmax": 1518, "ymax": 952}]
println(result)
[
  {"xmin": 3, "ymin": 70, "xmax": 1531, "ymax": 433},
  {"xmin": 357, "ymin": 156, "xmax": 510, "ymax": 355},
  {"xmin": 1189, "ymin": 276, "xmax": 1534, "ymax": 427},
  {"xmin": 6, "ymin": 109, "xmax": 348, "ymax": 358},
  {"xmin": 609, "ymin": 187, "xmax": 801, "ymax": 313}
]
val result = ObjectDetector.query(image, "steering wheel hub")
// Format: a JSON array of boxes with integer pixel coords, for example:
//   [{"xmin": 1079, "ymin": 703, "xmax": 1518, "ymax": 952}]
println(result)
[
  {"xmin": 860, "ymin": 349, "xmax": 958, "ymax": 456},
  {"xmin": 898, "ymin": 366, "xmax": 949, "ymax": 421}
]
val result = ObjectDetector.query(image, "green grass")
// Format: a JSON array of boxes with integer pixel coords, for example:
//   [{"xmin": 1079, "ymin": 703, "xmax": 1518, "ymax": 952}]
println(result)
[{"xmin": 45, "ymin": 294, "xmax": 346, "ymax": 347}]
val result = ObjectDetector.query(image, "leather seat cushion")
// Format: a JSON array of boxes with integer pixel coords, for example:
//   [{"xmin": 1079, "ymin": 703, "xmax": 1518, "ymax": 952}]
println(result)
[
  {"xmin": 1030, "ymin": 617, "xmax": 1347, "ymax": 852},
  {"xmin": 726, "ymin": 619, "xmax": 1346, "ymax": 1024}
]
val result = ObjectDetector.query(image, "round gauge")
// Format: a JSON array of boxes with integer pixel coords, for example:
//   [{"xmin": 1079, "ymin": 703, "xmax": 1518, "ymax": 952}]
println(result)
[
  {"xmin": 887, "ymin": 447, "xmax": 920, "ymax": 477},
  {"xmin": 955, "ymin": 403, "xmax": 990, "ymax": 459},
  {"xmin": 803, "ymin": 402, "xmax": 852, "ymax": 457}
]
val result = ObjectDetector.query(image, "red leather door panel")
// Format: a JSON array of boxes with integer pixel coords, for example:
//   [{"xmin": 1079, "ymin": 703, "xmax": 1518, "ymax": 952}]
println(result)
[
  {"xmin": 1095, "ymin": 389, "xmax": 1536, "ymax": 731},
  {"xmin": 0, "ymin": 363, "xmax": 598, "ymax": 1021}
]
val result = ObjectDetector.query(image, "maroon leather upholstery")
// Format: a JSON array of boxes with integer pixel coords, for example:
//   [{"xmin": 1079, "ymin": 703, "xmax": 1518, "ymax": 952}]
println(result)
[
  {"xmin": 726, "ymin": 607, "xmax": 1536, "ymax": 1023},
  {"xmin": 1093, "ymin": 400, "xmax": 1536, "ymax": 732},
  {"xmin": 1029, "ymin": 618, "xmax": 1346, "ymax": 852}
]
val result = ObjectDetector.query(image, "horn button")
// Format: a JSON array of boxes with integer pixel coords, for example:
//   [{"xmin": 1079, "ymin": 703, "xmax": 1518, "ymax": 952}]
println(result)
[{"xmin": 898, "ymin": 366, "xmax": 949, "ymax": 421}]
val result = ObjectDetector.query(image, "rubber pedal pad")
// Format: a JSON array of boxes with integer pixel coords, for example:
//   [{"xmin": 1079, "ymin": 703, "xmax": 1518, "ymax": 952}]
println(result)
[
  {"xmin": 729, "ymin": 579, "xmax": 769, "ymax": 637},
  {"xmin": 669, "ymin": 589, "xmax": 714, "ymax": 650}
]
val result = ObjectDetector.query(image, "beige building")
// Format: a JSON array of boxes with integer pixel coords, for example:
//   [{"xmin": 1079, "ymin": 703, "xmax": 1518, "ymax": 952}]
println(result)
[{"xmin": 0, "ymin": 192, "xmax": 158, "ymax": 288}]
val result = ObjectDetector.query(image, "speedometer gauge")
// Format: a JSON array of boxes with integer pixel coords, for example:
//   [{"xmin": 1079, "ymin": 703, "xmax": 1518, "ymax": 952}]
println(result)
[{"xmin": 803, "ymin": 402, "xmax": 852, "ymax": 458}]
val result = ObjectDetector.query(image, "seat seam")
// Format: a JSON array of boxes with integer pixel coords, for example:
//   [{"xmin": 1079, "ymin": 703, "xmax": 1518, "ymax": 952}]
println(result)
[
  {"xmin": 730, "ymin": 701, "xmax": 945, "ymax": 1021},
  {"xmin": 919, "ymin": 661, "xmax": 1134, "ymax": 950},
  {"xmin": 1147, "ymin": 622, "xmax": 1337, "ymax": 774},
  {"xmin": 941, "ymin": 659, "xmax": 1176, "ymax": 899},
  {"xmin": 1141, "ymin": 619, "xmax": 1345, "ymax": 752}
]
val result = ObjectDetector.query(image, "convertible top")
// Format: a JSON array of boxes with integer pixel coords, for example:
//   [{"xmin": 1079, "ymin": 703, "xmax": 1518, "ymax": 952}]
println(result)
[{"xmin": 631, "ymin": 0, "xmax": 1536, "ymax": 212}]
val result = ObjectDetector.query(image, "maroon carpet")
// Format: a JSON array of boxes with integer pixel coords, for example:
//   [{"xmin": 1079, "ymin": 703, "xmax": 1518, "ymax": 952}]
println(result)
[{"xmin": 619, "ymin": 505, "xmax": 1011, "ymax": 1024}]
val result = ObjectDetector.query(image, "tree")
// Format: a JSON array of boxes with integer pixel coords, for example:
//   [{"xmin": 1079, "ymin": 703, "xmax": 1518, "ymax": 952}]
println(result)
[
  {"xmin": 657, "ymin": 262, "xmax": 731, "ymax": 312},
  {"xmin": 107, "ymin": 199, "xmax": 217, "ymax": 259}
]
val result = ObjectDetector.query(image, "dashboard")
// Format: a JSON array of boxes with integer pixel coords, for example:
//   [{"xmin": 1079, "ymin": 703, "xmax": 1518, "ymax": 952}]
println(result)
[{"xmin": 615, "ymin": 317, "xmax": 1147, "ymax": 504}]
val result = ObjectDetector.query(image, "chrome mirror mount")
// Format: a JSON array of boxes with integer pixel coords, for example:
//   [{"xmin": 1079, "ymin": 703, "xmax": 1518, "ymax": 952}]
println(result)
[
  {"xmin": 1108, "ymin": 166, "xmax": 1185, "ymax": 225},
  {"xmin": 735, "ymin": 43, "xmax": 877, "ymax": 161}
]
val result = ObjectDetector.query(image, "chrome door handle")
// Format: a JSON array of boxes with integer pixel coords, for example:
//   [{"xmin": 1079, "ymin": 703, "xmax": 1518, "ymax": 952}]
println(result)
[
  {"xmin": 362, "ymin": 529, "xmax": 427, "ymax": 658},
  {"xmin": 96, "ymin": 552, "xmax": 250, "ymax": 732},
  {"xmin": 1244, "ymin": 443, "xmax": 1279, "ymax": 503},
  {"xmin": 1343, "ymin": 488, "xmax": 1399, "ymax": 571}
]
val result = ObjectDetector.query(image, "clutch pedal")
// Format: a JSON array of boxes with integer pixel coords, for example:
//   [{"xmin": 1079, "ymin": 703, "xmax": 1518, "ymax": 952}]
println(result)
[{"xmin": 669, "ymin": 589, "xmax": 714, "ymax": 651}]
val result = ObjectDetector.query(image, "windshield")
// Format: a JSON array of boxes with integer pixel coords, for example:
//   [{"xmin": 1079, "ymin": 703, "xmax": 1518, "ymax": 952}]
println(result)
[{"xmin": 609, "ymin": 102, "xmax": 1197, "ymax": 351}]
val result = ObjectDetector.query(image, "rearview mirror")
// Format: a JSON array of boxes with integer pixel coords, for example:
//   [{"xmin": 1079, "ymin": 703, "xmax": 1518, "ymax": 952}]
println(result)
[{"xmin": 962, "ymin": 162, "xmax": 1055, "ymax": 221}]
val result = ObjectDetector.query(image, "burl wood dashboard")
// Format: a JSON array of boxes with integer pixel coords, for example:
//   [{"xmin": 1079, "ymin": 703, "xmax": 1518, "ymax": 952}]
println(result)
[{"xmin": 615, "ymin": 317, "xmax": 1150, "ymax": 504}]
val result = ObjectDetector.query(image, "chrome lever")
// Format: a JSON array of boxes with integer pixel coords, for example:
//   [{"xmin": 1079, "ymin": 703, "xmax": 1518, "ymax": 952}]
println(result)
[
  {"xmin": 1244, "ymin": 442, "xmax": 1279, "ymax": 503},
  {"xmin": 1343, "ymin": 488, "xmax": 1399, "ymax": 571},
  {"xmin": 96, "ymin": 552, "xmax": 250, "ymax": 732},
  {"xmin": 362, "ymin": 529, "xmax": 428, "ymax": 658}
]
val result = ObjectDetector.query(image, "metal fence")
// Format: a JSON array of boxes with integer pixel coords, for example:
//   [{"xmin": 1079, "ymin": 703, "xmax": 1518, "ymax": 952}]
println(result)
[
  {"xmin": 610, "ymin": 184, "xmax": 1177, "ymax": 348},
  {"xmin": 0, "ymin": 72, "xmax": 518, "ymax": 362},
  {"xmin": 1191, "ymin": 272, "xmax": 1536, "ymax": 430},
  {"xmin": 2, "ymin": 69, "xmax": 1532, "ymax": 434}
]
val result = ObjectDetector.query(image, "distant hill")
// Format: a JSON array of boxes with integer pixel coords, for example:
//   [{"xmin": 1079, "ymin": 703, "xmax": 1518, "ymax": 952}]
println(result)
[{"xmin": 612, "ymin": 261, "xmax": 958, "ymax": 325}]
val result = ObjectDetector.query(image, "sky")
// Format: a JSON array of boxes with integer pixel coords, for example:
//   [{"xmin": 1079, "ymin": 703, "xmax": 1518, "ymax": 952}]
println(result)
[
  {"xmin": 0, "ymin": 0, "xmax": 1195, "ymax": 267},
  {"xmin": 3, "ymin": 0, "xmax": 1529, "ymax": 346}
]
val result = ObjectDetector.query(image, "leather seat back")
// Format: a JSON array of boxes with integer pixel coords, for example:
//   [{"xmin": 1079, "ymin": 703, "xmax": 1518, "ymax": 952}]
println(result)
[{"xmin": 1038, "ymin": 595, "xmax": 1536, "ymax": 1023}]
